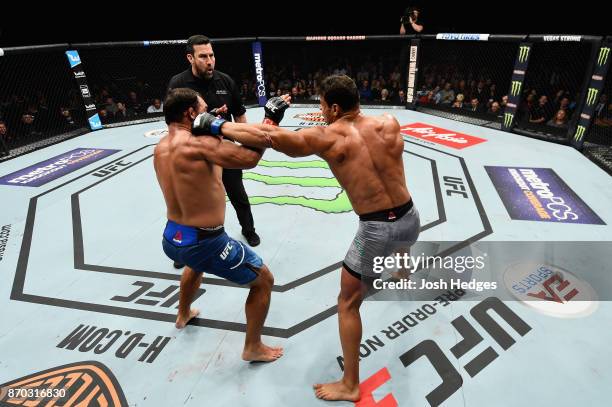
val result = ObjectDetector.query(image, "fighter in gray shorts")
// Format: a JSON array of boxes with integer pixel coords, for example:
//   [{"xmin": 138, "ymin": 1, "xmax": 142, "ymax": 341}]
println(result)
[{"xmin": 343, "ymin": 199, "xmax": 420, "ymax": 280}]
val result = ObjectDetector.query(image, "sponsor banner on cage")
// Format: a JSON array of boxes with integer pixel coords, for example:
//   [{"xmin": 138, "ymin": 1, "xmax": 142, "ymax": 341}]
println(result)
[
  {"xmin": 406, "ymin": 39, "xmax": 420, "ymax": 107},
  {"xmin": 571, "ymin": 42, "xmax": 611, "ymax": 148},
  {"xmin": 400, "ymin": 123, "xmax": 486, "ymax": 149},
  {"xmin": 251, "ymin": 42, "xmax": 267, "ymax": 107},
  {"xmin": 0, "ymin": 148, "xmax": 119, "ymax": 187},
  {"xmin": 502, "ymin": 42, "xmax": 532, "ymax": 131},
  {"xmin": 542, "ymin": 35, "xmax": 582, "ymax": 42},
  {"xmin": 485, "ymin": 166, "xmax": 605, "ymax": 225},
  {"xmin": 65, "ymin": 50, "xmax": 102, "ymax": 131},
  {"xmin": 436, "ymin": 33, "xmax": 490, "ymax": 41}
]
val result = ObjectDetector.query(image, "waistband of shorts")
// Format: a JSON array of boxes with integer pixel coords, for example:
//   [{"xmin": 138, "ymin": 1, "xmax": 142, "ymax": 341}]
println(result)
[
  {"xmin": 167, "ymin": 220, "xmax": 225, "ymax": 240},
  {"xmin": 358, "ymin": 199, "xmax": 413, "ymax": 222}
]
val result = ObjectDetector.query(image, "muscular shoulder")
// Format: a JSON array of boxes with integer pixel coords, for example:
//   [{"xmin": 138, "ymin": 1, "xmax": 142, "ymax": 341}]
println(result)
[{"xmin": 380, "ymin": 113, "xmax": 400, "ymax": 132}]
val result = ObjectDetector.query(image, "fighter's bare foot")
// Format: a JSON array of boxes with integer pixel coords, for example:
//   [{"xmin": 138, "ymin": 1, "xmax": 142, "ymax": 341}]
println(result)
[
  {"xmin": 313, "ymin": 380, "xmax": 360, "ymax": 402},
  {"xmin": 242, "ymin": 343, "xmax": 284, "ymax": 362},
  {"xmin": 175, "ymin": 308, "xmax": 200, "ymax": 329}
]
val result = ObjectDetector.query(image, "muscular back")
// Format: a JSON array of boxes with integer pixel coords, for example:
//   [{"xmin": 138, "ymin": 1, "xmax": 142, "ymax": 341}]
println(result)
[
  {"xmin": 154, "ymin": 130, "xmax": 226, "ymax": 227},
  {"xmin": 321, "ymin": 114, "xmax": 410, "ymax": 214}
]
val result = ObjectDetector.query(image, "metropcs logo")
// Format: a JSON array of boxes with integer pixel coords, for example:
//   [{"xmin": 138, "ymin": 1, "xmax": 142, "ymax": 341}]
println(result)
[
  {"xmin": 400, "ymin": 123, "xmax": 487, "ymax": 149},
  {"xmin": 253, "ymin": 53, "xmax": 265, "ymax": 97}
]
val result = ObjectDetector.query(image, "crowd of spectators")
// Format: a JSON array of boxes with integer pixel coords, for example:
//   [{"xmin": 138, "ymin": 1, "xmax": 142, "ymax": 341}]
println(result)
[{"xmin": 2, "ymin": 49, "xmax": 611, "ymax": 154}]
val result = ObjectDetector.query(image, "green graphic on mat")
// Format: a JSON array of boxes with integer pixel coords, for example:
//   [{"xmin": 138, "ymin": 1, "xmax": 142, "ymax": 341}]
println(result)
[{"xmin": 242, "ymin": 160, "xmax": 352, "ymax": 213}]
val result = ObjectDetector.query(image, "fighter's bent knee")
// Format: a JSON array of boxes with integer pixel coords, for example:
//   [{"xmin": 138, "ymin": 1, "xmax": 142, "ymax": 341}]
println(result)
[{"xmin": 252, "ymin": 264, "xmax": 274, "ymax": 287}]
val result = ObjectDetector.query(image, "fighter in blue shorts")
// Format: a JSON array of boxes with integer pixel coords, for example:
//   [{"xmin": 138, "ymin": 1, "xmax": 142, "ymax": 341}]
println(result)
[{"xmin": 154, "ymin": 87, "xmax": 288, "ymax": 362}]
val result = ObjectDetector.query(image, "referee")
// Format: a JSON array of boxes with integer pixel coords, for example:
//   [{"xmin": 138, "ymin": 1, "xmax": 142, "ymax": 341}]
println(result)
[{"xmin": 168, "ymin": 35, "xmax": 260, "ymax": 255}]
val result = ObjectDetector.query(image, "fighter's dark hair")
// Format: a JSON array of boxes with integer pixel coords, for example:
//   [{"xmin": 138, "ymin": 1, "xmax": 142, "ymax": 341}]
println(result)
[
  {"xmin": 164, "ymin": 88, "xmax": 200, "ymax": 125},
  {"xmin": 319, "ymin": 75, "xmax": 360, "ymax": 112}
]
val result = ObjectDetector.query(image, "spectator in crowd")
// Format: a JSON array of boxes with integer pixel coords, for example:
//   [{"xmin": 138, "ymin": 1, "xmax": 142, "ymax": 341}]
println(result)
[
  {"xmin": 0, "ymin": 121, "xmax": 7, "ymax": 136},
  {"xmin": 500, "ymin": 95, "xmax": 509, "ymax": 111},
  {"xmin": 488, "ymin": 84, "xmax": 497, "ymax": 104},
  {"xmin": 98, "ymin": 108, "xmax": 112, "ymax": 124},
  {"xmin": 452, "ymin": 94, "xmax": 465, "ymax": 109},
  {"xmin": 59, "ymin": 107, "xmax": 78, "ymax": 131},
  {"xmin": 268, "ymin": 82, "xmax": 277, "ymax": 98},
  {"xmin": 595, "ymin": 102, "xmax": 612, "ymax": 127},
  {"xmin": 394, "ymin": 89, "xmax": 407, "ymax": 105},
  {"xmin": 104, "ymin": 97, "xmax": 118, "ymax": 115},
  {"xmin": 438, "ymin": 82, "xmax": 455, "ymax": 105},
  {"xmin": 547, "ymin": 109, "xmax": 569, "ymax": 128},
  {"xmin": 147, "ymin": 98, "xmax": 164, "ymax": 114},
  {"xmin": 127, "ymin": 91, "xmax": 144, "ymax": 115},
  {"xmin": 473, "ymin": 81, "xmax": 488, "ymax": 105},
  {"xmin": 529, "ymin": 95, "xmax": 548, "ymax": 124},
  {"xmin": 17, "ymin": 113, "xmax": 41, "ymax": 139},
  {"xmin": 465, "ymin": 98, "xmax": 481, "ymax": 113},
  {"xmin": 595, "ymin": 94, "xmax": 608, "ymax": 119},
  {"xmin": 0, "ymin": 121, "xmax": 9, "ymax": 155},
  {"xmin": 290, "ymin": 86, "xmax": 301, "ymax": 102},
  {"xmin": 371, "ymin": 80, "xmax": 382, "ymax": 101},
  {"xmin": 380, "ymin": 88, "xmax": 392, "ymax": 104},
  {"xmin": 114, "ymin": 102, "xmax": 135, "ymax": 121},
  {"xmin": 487, "ymin": 101, "xmax": 502, "ymax": 117},
  {"xmin": 359, "ymin": 80, "xmax": 372, "ymax": 101}
]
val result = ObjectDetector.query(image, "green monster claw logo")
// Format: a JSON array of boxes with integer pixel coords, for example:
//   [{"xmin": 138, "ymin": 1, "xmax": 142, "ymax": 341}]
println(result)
[
  {"xmin": 511, "ymin": 81, "xmax": 522, "ymax": 97},
  {"xmin": 586, "ymin": 88, "xmax": 598, "ymax": 106},
  {"xmin": 574, "ymin": 125, "xmax": 586, "ymax": 142},
  {"xmin": 242, "ymin": 159, "xmax": 352, "ymax": 213},
  {"xmin": 504, "ymin": 112, "xmax": 514, "ymax": 128},
  {"xmin": 518, "ymin": 46, "xmax": 530, "ymax": 63},
  {"xmin": 598, "ymin": 47, "xmax": 610, "ymax": 66}
]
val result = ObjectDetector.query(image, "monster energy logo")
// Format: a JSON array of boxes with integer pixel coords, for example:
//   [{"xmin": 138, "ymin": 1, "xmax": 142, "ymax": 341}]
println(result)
[
  {"xmin": 242, "ymin": 159, "xmax": 352, "ymax": 213},
  {"xmin": 518, "ymin": 46, "xmax": 530, "ymax": 63},
  {"xmin": 598, "ymin": 47, "xmax": 610, "ymax": 66},
  {"xmin": 511, "ymin": 81, "xmax": 522, "ymax": 97},
  {"xmin": 504, "ymin": 113, "xmax": 514, "ymax": 128},
  {"xmin": 574, "ymin": 125, "xmax": 586, "ymax": 142},
  {"xmin": 586, "ymin": 88, "xmax": 598, "ymax": 106}
]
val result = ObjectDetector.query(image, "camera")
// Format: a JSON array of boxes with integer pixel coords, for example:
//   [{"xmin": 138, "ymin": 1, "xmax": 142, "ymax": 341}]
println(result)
[{"xmin": 401, "ymin": 7, "xmax": 417, "ymax": 25}]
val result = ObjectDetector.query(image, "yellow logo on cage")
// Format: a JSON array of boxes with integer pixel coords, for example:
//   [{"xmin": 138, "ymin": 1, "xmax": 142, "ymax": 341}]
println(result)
[
  {"xmin": 597, "ymin": 47, "xmax": 610, "ymax": 66},
  {"xmin": 518, "ymin": 46, "xmax": 530, "ymax": 63},
  {"xmin": 574, "ymin": 125, "xmax": 586, "ymax": 142},
  {"xmin": 586, "ymin": 88, "xmax": 598, "ymax": 106}
]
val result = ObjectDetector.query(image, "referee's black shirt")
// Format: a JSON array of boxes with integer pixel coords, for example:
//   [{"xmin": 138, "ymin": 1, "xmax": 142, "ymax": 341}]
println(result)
[{"xmin": 167, "ymin": 69, "xmax": 246, "ymax": 122}]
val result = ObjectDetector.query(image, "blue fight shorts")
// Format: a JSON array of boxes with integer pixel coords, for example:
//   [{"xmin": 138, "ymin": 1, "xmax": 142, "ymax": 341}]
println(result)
[{"xmin": 162, "ymin": 220, "xmax": 263, "ymax": 285}]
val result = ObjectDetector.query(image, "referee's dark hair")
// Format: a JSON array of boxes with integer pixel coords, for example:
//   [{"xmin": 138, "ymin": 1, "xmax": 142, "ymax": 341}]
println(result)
[
  {"xmin": 186, "ymin": 35, "xmax": 211, "ymax": 55},
  {"xmin": 164, "ymin": 88, "xmax": 200, "ymax": 125}
]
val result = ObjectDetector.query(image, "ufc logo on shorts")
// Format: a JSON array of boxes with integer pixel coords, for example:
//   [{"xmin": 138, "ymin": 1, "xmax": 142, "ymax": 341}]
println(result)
[{"xmin": 220, "ymin": 242, "xmax": 233, "ymax": 260}]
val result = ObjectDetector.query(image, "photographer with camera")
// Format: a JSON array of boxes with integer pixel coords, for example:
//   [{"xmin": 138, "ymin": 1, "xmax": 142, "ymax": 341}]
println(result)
[
  {"xmin": 400, "ymin": 6, "xmax": 423, "ymax": 35},
  {"xmin": 399, "ymin": 6, "xmax": 424, "ymax": 98}
]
